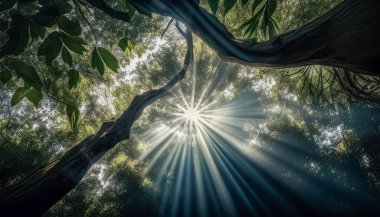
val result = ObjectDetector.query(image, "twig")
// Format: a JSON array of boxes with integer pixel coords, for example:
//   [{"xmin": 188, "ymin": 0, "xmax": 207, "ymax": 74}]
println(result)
[{"xmin": 161, "ymin": 18, "xmax": 174, "ymax": 39}]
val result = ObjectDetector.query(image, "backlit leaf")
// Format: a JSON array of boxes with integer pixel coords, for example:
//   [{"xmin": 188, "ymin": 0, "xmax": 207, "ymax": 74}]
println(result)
[
  {"xmin": 224, "ymin": 0, "xmax": 237, "ymax": 15},
  {"xmin": 57, "ymin": 16, "xmax": 81, "ymax": 36},
  {"xmin": 97, "ymin": 47, "xmax": 119, "ymax": 73},
  {"xmin": 12, "ymin": 61, "xmax": 42, "ymax": 89},
  {"xmin": 240, "ymin": 0, "xmax": 248, "ymax": 6},
  {"xmin": 37, "ymin": 31, "xmax": 62, "ymax": 65},
  {"xmin": 61, "ymin": 46, "xmax": 73, "ymax": 66},
  {"xmin": 11, "ymin": 85, "xmax": 31, "ymax": 107},
  {"xmin": 68, "ymin": 69, "xmax": 80, "ymax": 89},
  {"xmin": 118, "ymin": 37, "xmax": 133, "ymax": 57},
  {"xmin": 91, "ymin": 48, "xmax": 105, "ymax": 75},
  {"xmin": 66, "ymin": 105, "xmax": 80, "ymax": 129},
  {"xmin": 25, "ymin": 87, "xmax": 43, "ymax": 108},
  {"xmin": 207, "ymin": 0, "xmax": 219, "ymax": 14},
  {"xmin": 60, "ymin": 32, "xmax": 87, "ymax": 54}
]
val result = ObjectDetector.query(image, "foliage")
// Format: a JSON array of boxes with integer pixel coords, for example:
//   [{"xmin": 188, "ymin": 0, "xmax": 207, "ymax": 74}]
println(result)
[{"xmin": 0, "ymin": 0, "xmax": 133, "ymax": 128}]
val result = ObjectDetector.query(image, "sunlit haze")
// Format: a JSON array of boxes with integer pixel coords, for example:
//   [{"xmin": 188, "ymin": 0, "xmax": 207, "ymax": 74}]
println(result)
[{"xmin": 182, "ymin": 107, "xmax": 200, "ymax": 122}]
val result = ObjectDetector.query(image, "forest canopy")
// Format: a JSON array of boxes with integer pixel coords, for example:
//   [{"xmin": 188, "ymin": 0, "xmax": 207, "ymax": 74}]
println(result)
[{"xmin": 0, "ymin": 0, "xmax": 380, "ymax": 216}]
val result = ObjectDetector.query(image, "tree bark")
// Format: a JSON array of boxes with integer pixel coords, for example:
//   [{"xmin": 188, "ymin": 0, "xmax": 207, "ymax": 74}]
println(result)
[
  {"xmin": 0, "ymin": 28, "xmax": 193, "ymax": 217},
  {"xmin": 126, "ymin": 0, "xmax": 380, "ymax": 75}
]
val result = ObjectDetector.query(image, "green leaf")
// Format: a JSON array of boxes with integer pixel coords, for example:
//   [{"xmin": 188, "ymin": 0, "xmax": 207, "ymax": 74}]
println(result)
[
  {"xmin": 60, "ymin": 32, "xmax": 87, "ymax": 54},
  {"xmin": 127, "ymin": 40, "xmax": 133, "ymax": 51},
  {"xmin": 68, "ymin": 69, "xmax": 80, "ymax": 89},
  {"xmin": 60, "ymin": 32, "xmax": 87, "ymax": 45},
  {"xmin": 118, "ymin": 37, "xmax": 132, "ymax": 52},
  {"xmin": 207, "ymin": 0, "xmax": 219, "ymax": 14},
  {"xmin": 25, "ymin": 87, "xmax": 43, "ymax": 108},
  {"xmin": 240, "ymin": 0, "xmax": 278, "ymax": 39},
  {"xmin": 37, "ymin": 31, "xmax": 62, "ymax": 65},
  {"xmin": 268, "ymin": 18, "xmax": 276, "ymax": 38},
  {"xmin": 38, "ymin": 0, "xmax": 72, "ymax": 17},
  {"xmin": 224, "ymin": 0, "xmax": 237, "ymax": 15},
  {"xmin": 30, "ymin": 23, "xmax": 46, "ymax": 38},
  {"xmin": 97, "ymin": 47, "xmax": 119, "ymax": 73},
  {"xmin": 57, "ymin": 16, "xmax": 81, "ymax": 36},
  {"xmin": 252, "ymin": 0, "xmax": 265, "ymax": 12},
  {"xmin": 66, "ymin": 105, "xmax": 80, "ymax": 129},
  {"xmin": 240, "ymin": 7, "xmax": 263, "ymax": 37},
  {"xmin": 119, "ymin": 37, "xmax": 133, "ymax": 58},
  {"xmin": 266, "ymin": 0, "xmax": 277, "ymax": 16},
  {"xmin": 0, "ymin": 13, "xmax": 30, "ymax": 57},
  {"xmin": 32, "ymin": 0, "xmax": 72, "ymax": 27},
  {"xmin": 53, "ymin": 0, "xmax": 73, "ymax": 15},
  {"xmin": 240, "ymin": 0, "xmax": 248, "ymax": 6},
  {"xmin": 259, "ymin": 0, "xmax": 277, "ymax": 39},
  {"xmin": 11, "ymin": 85, "xmax": 31, "ymax": 107},
  {"xmin": 12, "ymin": 61, "xmax": 42, "ymax": 89},
  {"xmin": 91, "ymin": 48, "xmax": 105, "ymax": 75},
  {"xmin": 0, "ymin": 70, "xmax": 12, "ymax": 84},
  {"xmin": 32, "ymin": 14, "xmax": 55, "ymax": 27},
  {"xmin": 61, "ymin": 46, "xmax": 73, "ymax": 66}
]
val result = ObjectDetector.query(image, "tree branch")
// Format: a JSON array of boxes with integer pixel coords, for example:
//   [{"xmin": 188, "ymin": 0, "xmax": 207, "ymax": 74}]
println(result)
[
  {"xmin": 126, "ymin": 0, "xmax": 380, "ymax": 76},
  {"xmin": 81, "ymin": 0, "xmax": 132, "ymax": 22},
  {"xmin": 0, "ymin": 26, "xmax": 193, "ymax": 217}
]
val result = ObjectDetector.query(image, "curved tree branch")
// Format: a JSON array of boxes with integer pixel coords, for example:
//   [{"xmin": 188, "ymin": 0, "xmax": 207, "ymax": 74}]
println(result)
[
  {"xmin": 0, "ymin": 27, "xmax": 193, "ymax": 217},
  {"xmin": 80, "ymin": 0, "xmax": 132, "ymax": 22},
  {"xmin": 125, "ymin": 0, "xmax": 380, "ymax": 76}
]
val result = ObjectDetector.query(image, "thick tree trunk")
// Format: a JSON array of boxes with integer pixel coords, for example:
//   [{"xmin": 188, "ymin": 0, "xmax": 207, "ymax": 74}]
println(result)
[
  {"xmin": 127, "ymin": 0, "xmax": 380, "ymax": 75},
  {"xmin": 0, "ymin": 28, "xmax": 193, "ymax": 217}
]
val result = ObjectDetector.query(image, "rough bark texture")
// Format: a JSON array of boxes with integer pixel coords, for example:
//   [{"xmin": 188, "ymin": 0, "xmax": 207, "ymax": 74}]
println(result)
[
  {"xmin": 0, "ymin": 28, "xmax": 193, "ymax": 217},
  {"xmin": 126, "ymin": 0, "xmax": 380, "ymax": 75}
]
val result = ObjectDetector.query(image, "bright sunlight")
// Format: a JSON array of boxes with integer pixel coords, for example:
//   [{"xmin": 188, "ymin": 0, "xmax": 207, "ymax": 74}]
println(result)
[{"xmin": 181, "ymin": 107, "xmax": 201, "ymax": 122}]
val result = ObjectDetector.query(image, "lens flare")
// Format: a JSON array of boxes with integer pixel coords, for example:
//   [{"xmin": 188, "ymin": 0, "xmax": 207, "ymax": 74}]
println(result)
[
  {"xmin": 137, "ymin": 68, "xmax": 270, "ymax": 217},
  {"xmin": 136, "ymin": 67, "xmax": 370, "ymax": 217},
  {"xmin": 182, "ymin": 107, "xmax": 200, "ymax": 122}
]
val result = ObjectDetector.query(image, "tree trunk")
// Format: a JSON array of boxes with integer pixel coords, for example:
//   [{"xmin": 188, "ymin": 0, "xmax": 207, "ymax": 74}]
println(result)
[
  {"xmin": 0, "ymin": 92, "xmax": 156, "ymax": 217},
  {"xmin": 128, "ymin": 0, "xmax": 380, "ymax": 75},
  {"xmin": 0, "ymin": 28, "xmax": 193, "ymax": 217}
]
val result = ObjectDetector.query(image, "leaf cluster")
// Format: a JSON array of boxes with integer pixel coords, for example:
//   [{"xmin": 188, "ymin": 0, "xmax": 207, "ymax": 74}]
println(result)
[{"xmin": 0, "ymin": 0, "xmax": 135, "ymax": 128}]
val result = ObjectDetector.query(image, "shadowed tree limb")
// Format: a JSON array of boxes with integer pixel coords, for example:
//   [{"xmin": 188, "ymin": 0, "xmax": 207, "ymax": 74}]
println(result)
[
  {"xmin": 83, "ymin": 0, "xmax": 380, "ymax": 104},
  {"xmin": 83, "ymin": 0, "xmax": 380, "ymax": 103},
  {"xmin": 0, "ymin": 27, "xmax": 193, "ymax": 217},
  {"xmin": 79, "ymin": 0, "xmax": 132, "ymax": 22},
  {"xmin": 161, "ymin": 18, "xmax": 175, "ymax": 39},
  {"xmin": 122, "ymin": 0, "xmax": 379, "ymax": 76}
]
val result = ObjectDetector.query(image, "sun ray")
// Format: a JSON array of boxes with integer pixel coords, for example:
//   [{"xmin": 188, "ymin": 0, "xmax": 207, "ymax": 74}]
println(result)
[
  {"xmin": 195, "ymin": 122, "xmax": 237, "ymax": 216},
  {"xmin": 137, "ymin": 67, "xmax": 317, "ymax": 216},
  {"xmin": 138, "ymin": 87, "xmax": 274, "ymax": 216},
  {"xmin": 133, "ymin": 64, "xmax": 378, "ymax": 217}
]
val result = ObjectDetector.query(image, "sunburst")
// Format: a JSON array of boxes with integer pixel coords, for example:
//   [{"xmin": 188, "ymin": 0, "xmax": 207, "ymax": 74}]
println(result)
[
  {"xmin": 182, "ymin": 107, "xmax": 200, "ymax": 122},
  {"xmin": 136, "ymin": 70, "xmax": 272, "ymax": 217},
  {"xmin": 135, "ymin": 67, "xmax": 376, "ymax": 217}
]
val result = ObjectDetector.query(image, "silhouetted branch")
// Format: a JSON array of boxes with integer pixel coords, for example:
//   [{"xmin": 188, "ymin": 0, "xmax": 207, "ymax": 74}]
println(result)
[
  {"xmin": 82, "ymin": 0, "xmax": 132, "ymax": 22},
  {"xmin": 0, "ymin": 25, "xmax": 193, "ymax": 217}
]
